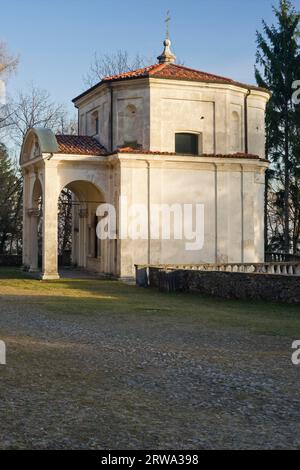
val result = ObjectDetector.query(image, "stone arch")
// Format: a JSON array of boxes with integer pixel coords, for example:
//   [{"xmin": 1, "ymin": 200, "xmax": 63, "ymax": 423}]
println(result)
[
  {"xmin": 20, "ymin": 128, "xmax": 59, "ymax": 165},
  {"xmin": 31, "ymin": 176, "xmax": 43, "ymax": 209},
  {"xmin": 57, "ymin": 179, "xmax": 107, "ymax": 272},
  {"xmin": 58, "ymin": 179, "xmax": 106, "ymax": 204}
]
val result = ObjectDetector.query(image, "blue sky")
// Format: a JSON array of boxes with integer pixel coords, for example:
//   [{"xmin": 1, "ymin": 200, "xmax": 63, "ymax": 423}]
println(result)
[{"xmin": 1, "ymin": 0, "xmax": 300, "ymax": 113}]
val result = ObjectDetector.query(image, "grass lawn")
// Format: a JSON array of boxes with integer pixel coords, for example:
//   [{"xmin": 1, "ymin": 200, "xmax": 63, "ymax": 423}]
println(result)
[
  {"xmin": 0, "ymin": 267, "xmax": 299, "ymax": 337},
  {"xmin": 0, "ymin": 267, "xmax": 299, "ymax": 449}
]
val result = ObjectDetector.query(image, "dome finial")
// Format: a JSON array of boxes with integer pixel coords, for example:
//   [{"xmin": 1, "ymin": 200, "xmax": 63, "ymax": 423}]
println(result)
[
  {"xmin": 157, "ymin": 11, "xmax": 176, "ymax": 64},
  {"xmin": 165, "ymin": 10, "xmax": 171, "ymax": 39}
]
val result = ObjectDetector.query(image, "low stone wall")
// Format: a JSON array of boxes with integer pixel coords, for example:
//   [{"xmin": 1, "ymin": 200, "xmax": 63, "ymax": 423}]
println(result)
[
  {"xmin": 0, "ymin": 255, "xmax": 22, "ymax": 267},
  {"xmin": 146, "ymin": 267, "xmax": 300, "ymax": 304}
]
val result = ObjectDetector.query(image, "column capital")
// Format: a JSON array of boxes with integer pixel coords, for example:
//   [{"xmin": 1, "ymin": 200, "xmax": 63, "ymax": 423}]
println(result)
[
  {"xmin": 79, "ymin": 208, "xmax": 88, "ymax": 219},
  {"xmin": 27, "ymin": 208, "xmax": 40, "ymax": 218}
]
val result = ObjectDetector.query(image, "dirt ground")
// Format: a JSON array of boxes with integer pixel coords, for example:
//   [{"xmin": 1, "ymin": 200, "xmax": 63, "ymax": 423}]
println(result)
[{"xmin": 0, "ymin": 268, "xmax": 299, "ymax": 449}]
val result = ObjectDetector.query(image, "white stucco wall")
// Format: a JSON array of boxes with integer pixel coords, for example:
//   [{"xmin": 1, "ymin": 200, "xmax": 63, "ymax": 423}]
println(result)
[
  {"xmin": 75, "ymin": 80, "xmax": 151, "ymax": 152},
  {"xmin": 77, "ymin": 87, "xmax": 110, "ymax": 150},
  {"xmin": 149, "ymin": 79, "xmax": 268, "ymax": 157},
  {"xmin": 116, "ymin": 154, "xmax": 267, "ymax": 278},
  {"xmin": 75, "ymin": 78, "xmax": 269, "ymax": 159}
]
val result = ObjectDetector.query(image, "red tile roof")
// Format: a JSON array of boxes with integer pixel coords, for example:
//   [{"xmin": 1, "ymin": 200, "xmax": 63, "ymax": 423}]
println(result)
[
  {"xmin": 73, "ymin": 63, "xmax": 270, "ymax": 102},
  {"xmin": 102, "ymin": 63, "xmax": 165, "ymax": 82},
  {"xmin": 111, "ymin": 148, "xmax": 264, "ymax": 160},
  {"xmin": 54, "ymin": 136, "xmax": 265, "ymax": 161},
  {"xmin": 56, "ymin": 135, "xmax": 107, "ymax": 156},
  {"xmin": 103, "ymin": 63, "xmax": 235, "ymax": 84}
]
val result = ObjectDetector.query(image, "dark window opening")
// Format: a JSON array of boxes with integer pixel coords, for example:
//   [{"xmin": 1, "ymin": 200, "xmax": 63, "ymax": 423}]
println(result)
[
  {"xmin": 124, "ymin": 140, "xmax": 140, "ymax": 149},
  {"xmin": 175, "ymin": 133, "xmax": 198, "ymax": 155}
]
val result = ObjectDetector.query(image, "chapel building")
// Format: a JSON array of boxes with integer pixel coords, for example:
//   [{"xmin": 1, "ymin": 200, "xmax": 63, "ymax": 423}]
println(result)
[{"xmin": 20, "ymin": 38, "xmax": 270, "ymax": 280}]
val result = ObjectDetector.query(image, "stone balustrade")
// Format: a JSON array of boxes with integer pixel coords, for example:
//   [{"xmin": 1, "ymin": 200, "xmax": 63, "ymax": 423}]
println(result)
[
  {"xmin": 136, "ymin": 262, "xmax": 300, "ymax": 276},
  {"xmin": 167, "ymin": 263, "xmax": 300, "ymax": 276},
  {"xmin": 135, "ymin": 263, "xmax": 300, "ymax": 303}
]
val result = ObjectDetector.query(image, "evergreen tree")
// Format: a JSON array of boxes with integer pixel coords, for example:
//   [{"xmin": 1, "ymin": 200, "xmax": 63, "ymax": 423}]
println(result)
[
  {"xmin": 255, "ymin": 0, "xmax": 300, "ymax": 253},
  {"xmin": 0, "ymin": 143, "xmax": 22, "ymax": 254}
]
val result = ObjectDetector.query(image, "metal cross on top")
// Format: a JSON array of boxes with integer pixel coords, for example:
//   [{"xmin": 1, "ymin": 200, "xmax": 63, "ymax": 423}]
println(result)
[{"xmin": 165, "ymin": 10, "xmax": 171, "ymax": 39}]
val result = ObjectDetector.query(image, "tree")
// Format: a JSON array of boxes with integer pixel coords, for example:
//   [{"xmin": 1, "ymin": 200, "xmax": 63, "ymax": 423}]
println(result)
[
  {"xmin": 6, "ymin": 84, "xmax": 67, "ymax": 146},
  {"xmin": 58, "ymin": 189, "xmax": 73, "ymax": 258},
  {"xmin": 0, "ymin": 43, "xmax": 21, "ymax": 254},
  {"xmin": 84, "ymin": 50, "xmax": 146, "ymax": 87},
  {"xmin": 255, "ymin": 0, "xmax": 300, "ymax": 253},
  {"xmin": 0, "ymin": 42, "xmax": 18, "ymax": 133},
  {"xmin": 0, "ymin": 42, "xmax": 18, "ymax": 77},
  {"xmin": 2, "ymin": 85, "xmax": 74, "ymax": 259}
]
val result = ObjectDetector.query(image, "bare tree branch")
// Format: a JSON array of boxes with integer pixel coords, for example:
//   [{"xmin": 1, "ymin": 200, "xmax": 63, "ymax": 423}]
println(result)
[
  {"xmin": 6, "ymin": 84, "xmax": 67, "ymax": 145},
  {"xmin": 83, "ymin": 50, "xmax": 147, "ymax": 87}
]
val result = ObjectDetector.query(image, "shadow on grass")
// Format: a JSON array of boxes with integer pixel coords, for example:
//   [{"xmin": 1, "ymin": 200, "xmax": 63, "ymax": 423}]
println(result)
[
  {"xmin": 0, "ymin": 267, "xmax": 300, "ymax": 337},
  {"xmin": 0, "ymin": 267, "xmax": 26, "ymax": 279}
]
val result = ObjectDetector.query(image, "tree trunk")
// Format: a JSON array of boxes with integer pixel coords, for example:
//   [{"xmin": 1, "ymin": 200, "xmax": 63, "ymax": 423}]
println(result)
[
  {"xmin": 284, "ymin": 113, "xmax": 290, "ymax": 253},
  {"xmin": 264, "ymin": 169, "xmax": 269, "ymax": 256}
]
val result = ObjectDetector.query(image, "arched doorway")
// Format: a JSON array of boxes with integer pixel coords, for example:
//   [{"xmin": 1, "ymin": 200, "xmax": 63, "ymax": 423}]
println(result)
[{"xmin": 57, "ymin": 180, "xmax": 106, "ymax": 273}]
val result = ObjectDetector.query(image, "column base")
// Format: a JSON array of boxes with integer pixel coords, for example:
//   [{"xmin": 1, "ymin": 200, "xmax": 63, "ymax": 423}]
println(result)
[{"xmin": 41, "ymin": 272, "xmax": 60, "ymax": 281}]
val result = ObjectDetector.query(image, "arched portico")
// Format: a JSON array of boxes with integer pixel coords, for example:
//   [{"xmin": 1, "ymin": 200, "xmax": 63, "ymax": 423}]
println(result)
[
  {"xmin": 20, "ymin": 128, "xmax": 114, "ymax": 280},
  {"xmin": 58, "ymin": 180, "xmax": 106, "ymax": 273}
]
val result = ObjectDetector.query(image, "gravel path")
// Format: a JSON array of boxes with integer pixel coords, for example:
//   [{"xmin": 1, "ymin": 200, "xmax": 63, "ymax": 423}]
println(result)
[{"xmin": 0, "ymin": 282, "xmax": 299, "ymax": 449}]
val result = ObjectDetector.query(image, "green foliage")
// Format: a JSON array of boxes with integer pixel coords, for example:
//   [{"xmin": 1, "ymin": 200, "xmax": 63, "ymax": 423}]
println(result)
[
  {"xmin": 256, "ymin": 0, "xmax": 300, "ymax": 253},
  {"xmin": 0, "ymin": 143, "xmax": 22, "ymax": 254},
  {"xmin": 0, "ymin": 267, "xmax": 299, "ymax": 337}
]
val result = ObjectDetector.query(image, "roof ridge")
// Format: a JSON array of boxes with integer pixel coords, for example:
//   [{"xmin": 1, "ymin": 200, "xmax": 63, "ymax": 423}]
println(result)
[
  {"xmin": 167, "ymin": 63, "xmax": 234, "ymax": 82},
  {"xmin": 55, "ymin": 133, "xmax": 98, "ymax": 138},
  {"xmin": 102, "ymin": 63, "xmax": 158, "ymax": 82},
  {"xmin": 148, "ymin": 63, "xmax": 168, "ymax": 75}
]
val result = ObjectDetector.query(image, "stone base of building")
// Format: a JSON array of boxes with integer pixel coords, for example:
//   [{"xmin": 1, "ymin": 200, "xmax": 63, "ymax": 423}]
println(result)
[
  {"xmin": 41, "ymin": 272, "xmax": 60, "ymax": 281},
  {"xmin": 142, "ymin": 266, "xmax": 300, "ymax": 304}
]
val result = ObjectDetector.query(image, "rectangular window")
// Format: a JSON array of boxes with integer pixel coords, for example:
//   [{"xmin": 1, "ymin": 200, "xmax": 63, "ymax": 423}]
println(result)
[{"xmin": 175, "ymin": 133, "xmax": 198, "ymax": 155}]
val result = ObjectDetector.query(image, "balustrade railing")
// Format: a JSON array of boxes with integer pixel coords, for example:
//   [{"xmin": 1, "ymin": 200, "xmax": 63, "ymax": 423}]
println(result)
[
  {"xmin": 265, "ymin": 252, "xmax": 300, "ymax": 263},
  {"xmin": 136, "ymin": 262, "xmax": 300, "ymax": 276}
]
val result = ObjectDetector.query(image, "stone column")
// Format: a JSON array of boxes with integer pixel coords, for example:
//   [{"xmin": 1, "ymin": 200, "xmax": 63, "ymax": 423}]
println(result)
[
  {"xmin": 27, "ymin": 208, "xmax": 40, "ymax": 272},
  {"xmin": 78, "ymin": 208, "xmax": 88, "ymax": 268},
  {"xmin": 71, "ymin": 198, "xmax": 79, "ymax": 266},
  {"xmin": 22, "ymin": 170, "xmax": 31, "ymax": 268},
  {"xmin": 242, "ymin": 165, "xmax": 255, "ymax": 263},
  {"xmin": 42, "ymin": 161, "xmax": 60, "ymax": 280},
  {"xmin": 216, "ymin": 165, "xmax": 229, "ymax": 264}
]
